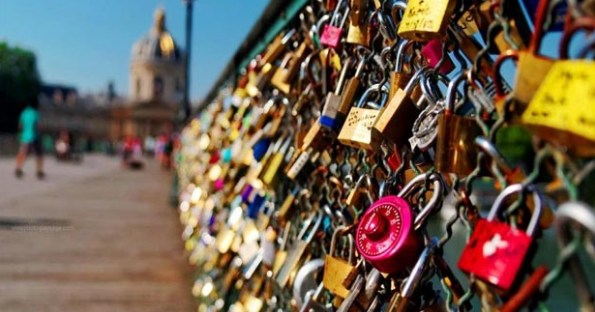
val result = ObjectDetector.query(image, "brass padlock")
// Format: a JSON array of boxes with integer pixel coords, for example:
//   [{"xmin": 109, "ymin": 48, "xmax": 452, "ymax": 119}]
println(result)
[
  {"xmin": 260, "ymin": 29, "xmax": 296, "ymax": 66},
  {"xmin": 513, "ymin": 0, "xmax": 555, "ymax": 109},
  {"xmin": 337, "ymin": 53, "xmax": 369, "ymax": 118},
  {"xmin": 271, "ymin": 41, "xmax": 309, "ymax": 94},
  {"xmin": 346, "ymin": 0, "xmax": 370, "ymax": 46},
  {"xmin": 323, "ymin": 226, "xmax": 356, "ymax": 299},
  {"xmin": 373, "ymin": 65, "xmax": 426, "ymax": 150},
  {"xmin": 435, "ymin": 73, "xmax": 481, "ymax": 177},
  {"xmin": 397, "ymin": 0, "xmax": 456, "ymax": 41},
  {"xmin": 337, "ymin": 83, "xmax": 389, "ymax": 151}
]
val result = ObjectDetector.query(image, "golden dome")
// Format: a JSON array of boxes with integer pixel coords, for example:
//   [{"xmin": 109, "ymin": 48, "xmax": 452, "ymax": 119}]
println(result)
[{"xmin": 132, "ymin": 6, "xmax": 183, "ymax": 62}]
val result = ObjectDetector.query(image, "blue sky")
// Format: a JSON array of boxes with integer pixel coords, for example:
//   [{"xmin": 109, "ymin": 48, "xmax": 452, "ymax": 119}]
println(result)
[{"xmin": 0, "ymin": 0, "xmax": 269, "ymax": 102}]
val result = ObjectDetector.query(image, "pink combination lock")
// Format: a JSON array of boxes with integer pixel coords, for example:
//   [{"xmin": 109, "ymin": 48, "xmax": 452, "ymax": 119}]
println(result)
[
  {"xmin": 356, "ymin": 196, "xmax": 422, "ymax": 274},
  {"xmin": 421, "ymin": 39, "xmax": 455, "ymax": 75}
]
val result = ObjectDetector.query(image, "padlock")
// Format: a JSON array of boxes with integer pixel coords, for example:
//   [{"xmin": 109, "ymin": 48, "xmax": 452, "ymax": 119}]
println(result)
[
  {"xmin": 337, "ymin": 83, "xmax": 389, "ymax": 150},
  {"xmin": 388, "ymin": 40, "xmax": 415, "ymax": 100},
  {"xmin": 260, "ymin": 29, "xmax": 296, "ymax": 66},
  {"xmin": 320, "ymin": 0, "xmax": 350, "ymax": 48},
  {"xmin": 513, "ymin": 0, "xmax": 555, "ymax": 109},
  {"xmin": 554, "ymin": 201, "xmax": 595, "ymax": 312},
  {"xmin": 293, "ymin": 258, "xmax": 325, "ymax": 309},
  {"xmin": 346, "ymin": 0, "xmax": 369, "ymax": 46},
  {"xmin": 323, "ymin": 226, "xmax": 356, "ymax": 299},
  {"xmin": 522, "ymin": 23, "xmax": 595, "ymax": 156},
  {"xmin": 458, "ymin": 184, "xmax": 543, "ymax": 292},
  {"xmin": 276, "ymin": 211, "xmax": 323, "ymax": 288},
  {"xmin": 345, "ymin": 174, "xmax": 377, "ymax": 207},
  {"xmin": 336, "ymin": 51, "xmax": 370, "ymax": 119},
  {"xmin": 320, "ymin": 57, "xmax": 354, "ymax": 130},
  {"xmin": 373, "ymin": 66, "xmax": 426, "ymax": 150},
  {"xmin": 356, "ymin": 173, "xmax": 442, "ymax": 273},
  {"xmin": 434, "ymin": 72, "xmax": 482, "ymax": 177},
  {"xmin": 260, "ymin": 135, "xmax": 292, "ymax": 187},
  {"xmin": 385, "ymin": 238, "xmax": 438, "ymax": 312},
  {"xmin": 421, "ymin": 39, "xmax": 455, "ymax": 75},
  {"xmin": 397, "ymin": 0, "xmax": 456, "ymax": 41},
  {"xmin": 285, "ymin": 147, "xmax": 316, "ymax": 181},
  {"xmin": 271, "ymin": 41, "xmax": 309, "ymax": 94},
  {"xmin": 302, "ymin": 118, "xmax": 336, "ymax": 151}
]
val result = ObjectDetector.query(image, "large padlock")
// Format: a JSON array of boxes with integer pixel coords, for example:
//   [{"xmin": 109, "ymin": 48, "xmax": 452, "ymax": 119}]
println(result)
[
  {"xmin": 434, "ymin": 72, "xmax": 482, "ymax": 177},
  {"xmin": 554, "ymin": 202, "xmax": 595, "ymax": 311},
  {"xmin": 276, "ymin": 211, "xmax": 323, "ymax": 288},
  {"xmin": 323, "ymin": 225, "xmax": 356, "ymax": 299},
  {"xmin": 458, "ymin": 184, "xmax": 543, "ymax": 292},
  {"xmin": 397, "ymin": 0, "xmax": 456, "ymax": 41},
  {"xmin": 355, "ymin": 173, "xmax": 442, "ymax": 273},
  {"xmin": 337, "ymin": 83, "xmax": 389, "ymax": 151}
]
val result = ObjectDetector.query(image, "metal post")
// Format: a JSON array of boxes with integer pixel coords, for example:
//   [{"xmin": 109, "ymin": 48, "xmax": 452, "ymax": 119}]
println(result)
[{"xmin": 182, "ymin": 0, "xmax": 194, "ymax": 122}]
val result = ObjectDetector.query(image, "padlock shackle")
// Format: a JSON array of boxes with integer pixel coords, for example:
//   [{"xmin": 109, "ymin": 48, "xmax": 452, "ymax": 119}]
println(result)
[
  {"xmin": 474, "ymin": 136, "xmax": 514, "ymax": 176},
  {"xmin": 356, "ymin": 83, "xmax": 389, "ymax": 108},
  {"xmin": 492, "ymin": 50, "xmax": 518, "ymax": 98},
  {"xmin": 559, "ymin": 17, "xmax": 595, "ymax": 59},
  {"xmin": 297, "ymin": 210, "xmax": 323, "ymax": 242},
  {"xmin": 395, "ymin": 39, "xmax": 415, "ymax": 73},
  {"xmin": 445, "ymin": 72, "xmax": 467, "ymax": 113},
  {"xmin": 554, "ymin": 201, "xmax": 595, "ymax": 308},
  {"xmin": 397, "ymin": 172, "xmax": 443, "ymax": 230},
  {"xmin": 390, "ymin": 1, "xmax": 408, "ymax": 25},
  {"xmin": 401, "ymin": 237, "xmax": 438, "ymax": 297},
  {"xmin": 335, "ymin": 56, "xmax": 355, "ymax": 95},
  {"xmin": 330, "ymin": 225, "xmax": 356, "ymax": 263},
  {"xmin": 488, "ymin": 184, "xmax": 543, "ymax": 236}
]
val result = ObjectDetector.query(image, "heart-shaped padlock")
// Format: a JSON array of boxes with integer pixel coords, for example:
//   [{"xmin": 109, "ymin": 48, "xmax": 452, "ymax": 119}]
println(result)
[{"xmin": 356, "ymin": 173, "xmax": 442, "ymax": 273}]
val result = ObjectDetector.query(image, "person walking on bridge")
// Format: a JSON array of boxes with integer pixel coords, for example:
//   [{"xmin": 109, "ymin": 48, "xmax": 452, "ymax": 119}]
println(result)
[{"xmin": 14, "ymin": 102, "xmax": 45, "ymax": 179}]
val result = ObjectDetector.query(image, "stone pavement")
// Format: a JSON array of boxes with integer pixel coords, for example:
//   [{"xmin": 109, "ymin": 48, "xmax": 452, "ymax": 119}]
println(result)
[{"xmin": 0, "ymin": 155, "xmax": 195, "ymax": 312}]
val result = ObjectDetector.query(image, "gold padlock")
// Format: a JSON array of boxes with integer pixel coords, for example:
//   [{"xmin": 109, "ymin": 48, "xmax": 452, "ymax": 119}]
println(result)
[
  {"xmin": 337, "ymin": 83, "xmax": 389, "ymax": 151},
  {"xmin": 435, "ymin": 73, "xmax": 481, "ymax": 177},
  {"xmin": 513, "ymin": 0, "xmax": 555, "ymax": 109},
  {"xmin": 323, "ymin": 225, "xmax": 357, "ymax": 299},
  {"xmin": 398, "ymin": 0, "xmax": 456, "ymax": 41}
]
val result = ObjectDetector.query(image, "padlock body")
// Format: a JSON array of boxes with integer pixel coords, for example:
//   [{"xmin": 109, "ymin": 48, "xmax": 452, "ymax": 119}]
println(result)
[
  {"xmin": 321, "ymin": 24, "xmax": 343, "ymax": 48},
  {"xmin": 356, "ymin": 196, "xmax": 422, "ymax": 273},
  {"xmin": 373, "ymin": 89, "xmax": 418, "ymax": 149},
  {"xmin": 435, "ymin": 113, "xmax": 480, "ymax": 176},
  {"xmin": 458, "ymin": 219, "xmax": 533, "ymax": 291},
  {"xmin": 338, "ymin": 107, "xmax": 382, "ymax": 150},
  {"xmin": 514, "ymin": 52, "xmax": 554, "ymax": 106},
  {"xmin": 421, "ymin": 40, "xmax": 455, "ymax": 75}
]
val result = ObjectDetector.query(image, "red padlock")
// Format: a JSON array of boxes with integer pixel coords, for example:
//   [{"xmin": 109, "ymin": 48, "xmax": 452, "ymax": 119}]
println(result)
[
  {"xmin": 421, "ymin": 39, "xmax": 455, "ymax": 75},
  {"xmin": 458, "ymin": 184, "xmax": 543, "ymax": 292},
  {"xmin": 356, "ymin": 173, "xmax": 443, "ymax": 273},
  {"xmin": 320, "ymin": 0, "xmax": 349, "ymax": 48}
]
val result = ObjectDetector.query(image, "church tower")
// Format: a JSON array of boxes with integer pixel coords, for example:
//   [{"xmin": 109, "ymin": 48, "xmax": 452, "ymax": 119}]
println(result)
[{"xmin": 129, "ymin": 7, "xmax": 185, "ymax": 105}]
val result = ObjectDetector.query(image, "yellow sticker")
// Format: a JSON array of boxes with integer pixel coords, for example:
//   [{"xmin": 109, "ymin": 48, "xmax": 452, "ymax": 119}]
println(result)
[
  {"xmin": 522, "ymin": 60, "xmax": 595, "ymax": 142},
  {"xmin": 398, "ymin": 0, "xmax": 450, "ymax": 34}
]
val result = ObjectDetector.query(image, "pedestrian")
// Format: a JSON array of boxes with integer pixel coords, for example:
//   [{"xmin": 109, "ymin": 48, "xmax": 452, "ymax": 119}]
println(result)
[{"xmin": 14, "ymin": 102, "xmax": 45, "ymax": 179}]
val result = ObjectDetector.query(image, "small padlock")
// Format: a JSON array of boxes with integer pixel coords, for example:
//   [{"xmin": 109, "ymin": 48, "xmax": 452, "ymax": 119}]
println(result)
[
  {"xmin": 271, "ymin": 42, "xmax": 309, "ymax": 94},
  {"xmin": 260, "ymin": 29, "xmax": 296, "ymax": 66},
  {"xmin": 276, "ymin": 211, "xmax": 323, "ymax": 288},
  {"xmin": 337, "ymin": 51, "xmax": 369, "ymax": 117},
  {"xmin": 356, "ymin": 173, "xmax": 442, "ymax": 273},
  {"xmin": 458, "ymin": 184, "xmax": 543, "ymax": 292},
  {"xmin": 513, "ymin": 0, "xmax": 555, "ymax": 108},
  {"xmin": 434, "ymin": 72, "xmax": 482, "ymax": 177},
  {"xmin": 260, "ymin": 135, "xmax": 292, "ymax": 187},
  {"xmin": 321, "ymin": 0, "xmax": 350, "ymax": 48},
  {"xmin": 323, "ymin": 226, "xmax": 356, "ymax": 299},
  {"xmin": 337, "ymin": 83, "xmax": 389, "ymax": 151},
  {"xmin": 421, "ymin": 39, "xmax": 455, "ymax": 75},
  {"xmin": 320, "ymin": 57, "xmax": 354, "ymax": 130},
  {"xmin": 346, "ymin": 0, "xmax": 370, "ymax": 46}
]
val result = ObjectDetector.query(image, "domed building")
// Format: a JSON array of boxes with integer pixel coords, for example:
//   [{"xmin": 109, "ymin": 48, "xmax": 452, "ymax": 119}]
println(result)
[{"xmin": 111, "ymin": 7, "xmax": 185, "ymax": 140}]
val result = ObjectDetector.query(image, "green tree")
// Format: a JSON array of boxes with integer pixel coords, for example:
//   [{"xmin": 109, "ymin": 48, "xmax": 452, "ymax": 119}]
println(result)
[{"xmin": 0, "ymin": 42, "xmax": 41, "ymax": 133}]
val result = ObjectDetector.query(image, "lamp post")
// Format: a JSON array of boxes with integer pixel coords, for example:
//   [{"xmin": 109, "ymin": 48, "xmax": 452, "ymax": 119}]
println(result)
[{"xmin": 182, "ymin": 0, "xmax": 194, "ymax": 122}]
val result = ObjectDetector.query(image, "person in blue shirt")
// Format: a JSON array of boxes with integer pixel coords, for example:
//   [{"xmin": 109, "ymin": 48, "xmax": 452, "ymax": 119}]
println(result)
[{"xmin": 15, "ymin": 103, "xmax": 45, "ymax": 179}]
